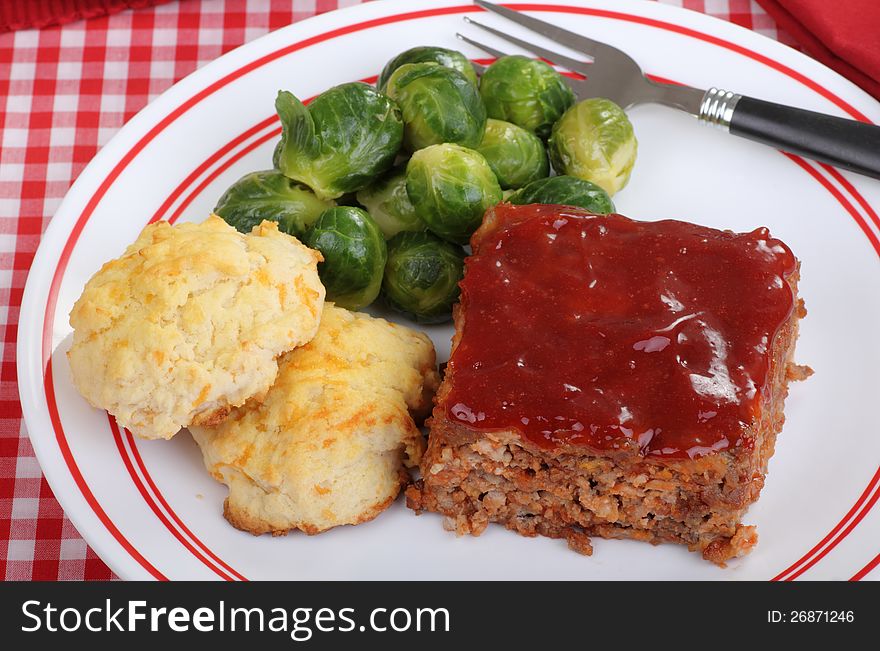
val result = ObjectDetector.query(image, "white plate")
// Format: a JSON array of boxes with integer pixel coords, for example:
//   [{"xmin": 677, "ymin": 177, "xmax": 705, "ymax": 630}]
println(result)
[{"xmin": 18, "ymin": 0, "xmax": 880, "ymax": 580}]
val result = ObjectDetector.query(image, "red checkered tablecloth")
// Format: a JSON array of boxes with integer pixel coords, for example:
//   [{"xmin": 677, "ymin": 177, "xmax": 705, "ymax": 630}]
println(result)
[{"xmin": 0, "ymin": 0, "xmax": 795, "ymax": 580}]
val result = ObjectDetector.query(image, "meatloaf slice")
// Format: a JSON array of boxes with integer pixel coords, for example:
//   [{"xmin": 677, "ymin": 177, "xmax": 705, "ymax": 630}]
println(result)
[{"xmin": 407, "ymin": 203, "xmax": 808, "ymax": 564}]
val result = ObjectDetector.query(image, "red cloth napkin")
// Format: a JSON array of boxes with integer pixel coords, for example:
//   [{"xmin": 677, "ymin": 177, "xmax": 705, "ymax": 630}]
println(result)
[
  {"xmin": 755, "ymin": 0, "xmax": 880, "ymax": 100},
  {"xmin": 0, "ymin": 0, "xmax": 173, "ymax": 32}
]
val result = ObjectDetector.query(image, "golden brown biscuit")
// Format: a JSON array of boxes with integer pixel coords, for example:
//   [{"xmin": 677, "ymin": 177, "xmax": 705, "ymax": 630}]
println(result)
[
  {"xmin": 68, "ymin": 215, "xmax": 324, "ymax": 440},
  {"xmin": 190, "ymin": 305, "xmax": 439, "ymax": 535}
]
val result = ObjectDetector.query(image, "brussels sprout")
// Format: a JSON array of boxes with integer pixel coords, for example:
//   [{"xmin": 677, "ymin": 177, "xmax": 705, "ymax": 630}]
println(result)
[
  {"xmin": 384, "ymin": 63, "xmax": 486, "ymax": 151},
  {"xmin": 548, "ymin": 97, "xmax": 638, "ymax": 196},
  {"xmin": 476, "ymin": 118, "xmax": 549, "ymax": 190},
  {"xmin": 479, "ymin": 55, "xmax": 575, "ymax": 139},
  {"xmin": 356, "ymin": 165, "xmax": 426, "ymax": 239},
  {"xmin": 382, "ymin": 231, "xmax": 465, "ymax": 324},
  {"xmin": 378, "ymin": 46, "xmax": 478, "ymax": 91},
  {"xmin": 304, "ymin": 207, "xmax": 387, "ymax": 310},
  {"xmin": 214, "ymin": 170, "xmax": 335, "ymax": 237},
  {"xmin": 507, "ymin": 175, "xmax": 615, "ymax": 214},
  {"xmin": 405, "ymin": 143, "xmax": 503, "ymax": 245},
  {"xmin": 274, "ymin": 83, "xmax": 403, "ymax": 200}
]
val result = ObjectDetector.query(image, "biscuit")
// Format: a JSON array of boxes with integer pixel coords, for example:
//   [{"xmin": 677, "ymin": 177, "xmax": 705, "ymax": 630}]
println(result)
[
  {"xmin": 190, "ymin": 305, "xmax": 439, "ymax": 535},
  {"xmin": 68, "ymin": 215, "xmax": 324, "ymax": 440}
]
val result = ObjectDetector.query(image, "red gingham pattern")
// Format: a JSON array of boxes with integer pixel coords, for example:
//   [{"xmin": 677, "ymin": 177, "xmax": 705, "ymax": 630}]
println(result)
[{"xmin": 0, "ymin": 0, "xmax": 794, "ymax": 581}]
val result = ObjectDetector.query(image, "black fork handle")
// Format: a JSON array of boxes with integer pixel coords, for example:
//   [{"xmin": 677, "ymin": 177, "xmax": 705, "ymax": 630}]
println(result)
[{"xmin": 728, "ymin": 96, "xmax": 880, "ymax": 179}]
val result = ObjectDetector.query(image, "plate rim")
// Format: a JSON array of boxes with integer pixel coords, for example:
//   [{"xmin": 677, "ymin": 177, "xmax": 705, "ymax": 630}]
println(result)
[{"xmin": 17, "ymin": 0, "xmax": 880, "ymax": 580}]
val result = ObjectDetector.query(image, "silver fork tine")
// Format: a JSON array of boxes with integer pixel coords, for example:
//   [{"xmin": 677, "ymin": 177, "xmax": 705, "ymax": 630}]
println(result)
[
  {"xmin": 473, "ymin": 0, "xmax": 620, "ymax": 62},
  {"xmin": 455, "ymin": 32, "xmax": 509, "ymax": 62},
  {"xmin": 462, "ymin": 16, "xmax": 592, "ymax": 75}
]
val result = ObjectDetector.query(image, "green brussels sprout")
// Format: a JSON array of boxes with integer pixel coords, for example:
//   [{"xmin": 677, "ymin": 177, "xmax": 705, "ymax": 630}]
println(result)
[
  {"xmin": 214, "ymin": 170, "xmax": 335, "ymax": 237},
  {"xmin": 476, "ymin": 118, "xmax": 549, "ymax": 190},
  {"xmin": 405, "ymin": 143, "xmax": 503, "ymax": 245},
  {"xmin": 274, "ymin": 83, "xmax": 403, "ymax": 200},
  {"xmin": 304, "ymin": 206, "xmax": 387, "ymax": 310},
  {"xmin": 548, "ymin": 97, "xmax": 638, "ymax": 196},
  {"xmin": 378, "ymin": 46, "xmax": 479, "ymax": 91},
  {"xmin": 479, "ymin": 55, "xmax": 576, "ymax": 139},
  {"xmin": 507, "ymin": 175, "xmax": 615, "ymax": 214},
  {"xmin": 384, "ymin": 62, "xmax": 486, "ymax": 151},
  {"xmin": 382, "ymin": 231, "xmax": 465, "ymax": 324},
  {"xmin": 356, "ymin": 165, "xmax": 426, "ymax": 239}
]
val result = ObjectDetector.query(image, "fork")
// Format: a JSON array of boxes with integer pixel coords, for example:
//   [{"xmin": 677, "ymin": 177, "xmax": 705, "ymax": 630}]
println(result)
[{"xmin": 460, "ymin": 0, "xmax": 880, "ymax": 180}]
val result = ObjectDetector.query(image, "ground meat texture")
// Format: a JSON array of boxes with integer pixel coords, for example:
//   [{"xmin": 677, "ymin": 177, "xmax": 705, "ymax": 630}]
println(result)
[{"xmin": 407, "ymin": 205, "xmax": 808, "ymax": 565}]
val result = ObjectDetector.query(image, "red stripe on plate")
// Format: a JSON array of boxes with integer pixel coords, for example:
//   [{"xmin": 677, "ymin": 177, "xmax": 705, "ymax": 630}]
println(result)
[
  {"xmin": 123, "ymin": 429, "xmax": 248, "ymax": 581},
  {"xmin": 768, "ymin": 158, "xmax": 880, "ymax": 580},
  {"xmin": 820, "ymin": 164, "xmax": 880, "ymax": 233},
  {"xmin": 787, "ymin": 480, "xmax": 880, "ymax": 581},
  {"xmin": 43, "ymin": 358, "xmax": 167, "ymax": 580},
  {"xmin": 783, "ymin": 155, "xmax": 880, "ymax": 258},
  {"xmin": 149, "ymin": 116, "xmax": 280, "ymax": 225},
  {"xmin": 771, "ymin": 459, "xmax": 880, "ymax": 581},
  {"xmin": 168, "ymin": 128, "xmax": 281, "ymax": 225},
  {"xmin": 850, "ymin": 551, "xmax": 880, "ymax": 581},
  {"xmin": 108, "ymin": 416, "xmax": 236, "ymax": 581}
]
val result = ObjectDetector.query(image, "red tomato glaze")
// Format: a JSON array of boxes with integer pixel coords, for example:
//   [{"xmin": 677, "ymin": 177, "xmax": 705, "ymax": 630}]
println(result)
[{"xmin": 445, "ymin": 204, "xmax": 796, "ymax": 459}]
